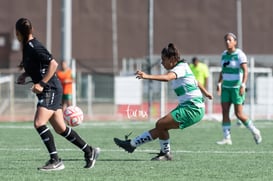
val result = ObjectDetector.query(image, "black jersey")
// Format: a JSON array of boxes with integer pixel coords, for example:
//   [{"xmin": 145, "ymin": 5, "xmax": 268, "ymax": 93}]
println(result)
[{"xmin": 22, "ymin": 38, "xmax": 61, "ymax": 89}]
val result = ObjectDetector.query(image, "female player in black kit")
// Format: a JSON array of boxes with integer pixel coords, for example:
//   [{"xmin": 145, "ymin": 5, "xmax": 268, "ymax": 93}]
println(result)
[{"xmin": 15, "ymin": 18, "xmax": 100, "ymax": 171}]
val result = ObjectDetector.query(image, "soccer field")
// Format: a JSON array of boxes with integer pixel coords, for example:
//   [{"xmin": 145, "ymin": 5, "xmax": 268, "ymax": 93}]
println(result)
[{"xmin": 0, "ymin": 120, "xmax": 272, "ymax": 181}]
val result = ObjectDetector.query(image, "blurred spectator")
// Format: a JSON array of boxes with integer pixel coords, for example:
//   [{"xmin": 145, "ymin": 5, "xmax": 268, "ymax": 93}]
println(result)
[
  {"xmin": 57, "ymin": 61, "xmax": 74, "ymax": 111},
  {"xmin": 190, "ymin": 57, "xmax": 209, "ymax": 89}
]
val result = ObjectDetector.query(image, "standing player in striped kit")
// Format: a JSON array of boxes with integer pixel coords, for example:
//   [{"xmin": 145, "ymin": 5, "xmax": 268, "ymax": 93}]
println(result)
[
  {"xmin": 216, "ymin": 33, "xmax": 262, "ymax": 145},
  {"xmin": 114, "ymin": 43, "xmax": 213, "ymax": 160}
]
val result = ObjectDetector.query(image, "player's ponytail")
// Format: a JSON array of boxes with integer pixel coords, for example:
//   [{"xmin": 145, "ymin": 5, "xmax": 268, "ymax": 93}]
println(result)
[{"xmin": 15, "ymin": 18, "xmax": 33, "ymax": 46}]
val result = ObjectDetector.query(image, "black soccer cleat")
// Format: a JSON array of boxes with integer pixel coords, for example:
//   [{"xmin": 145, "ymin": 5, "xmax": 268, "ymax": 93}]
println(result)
[
  {"xmin": 113, "ymin": 138, "xmax": 136, "ymax": 153},
  {"xmin": 151, "ymin": 151, "xmax": 173, "ymax": 161},
  {"xmin": 84, "ymin": 147, "xmax": 100, "ymax": 169}
]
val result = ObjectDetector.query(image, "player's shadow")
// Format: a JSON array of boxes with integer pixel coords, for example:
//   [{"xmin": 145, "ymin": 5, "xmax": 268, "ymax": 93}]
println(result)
[
  {"xmin": 63, "ymin": 158, "xmax": 147, "ymax": 162},
  {"xmin": 95, "ymin": 152, "xmax": 160, "ymax": 161},
  {"xmin": 97, "ymin": 158, "xmax": 147, "ymax": 161}
]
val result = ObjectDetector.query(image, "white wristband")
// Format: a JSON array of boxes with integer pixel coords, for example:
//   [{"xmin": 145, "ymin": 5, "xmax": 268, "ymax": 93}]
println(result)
[{"xmin": 241, "ymin": 83, "xmax": 246, "ymax": 88}]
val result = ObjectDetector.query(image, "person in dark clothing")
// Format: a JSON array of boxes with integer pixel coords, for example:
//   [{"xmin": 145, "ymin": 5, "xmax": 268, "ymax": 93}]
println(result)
[{"xmin": 15, "ymin": 18, "xmax": 100, "ymax": 171}]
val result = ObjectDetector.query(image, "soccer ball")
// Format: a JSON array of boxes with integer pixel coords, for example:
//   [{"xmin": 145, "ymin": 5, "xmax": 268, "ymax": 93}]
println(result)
[{"xmin": 63, "ymin": 106, "xmax": 84, "ymax": 127}]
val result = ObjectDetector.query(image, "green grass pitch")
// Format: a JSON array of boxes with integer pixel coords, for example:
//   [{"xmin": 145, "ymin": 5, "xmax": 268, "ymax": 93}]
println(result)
[{"xmin": 0, "ymin": 120, "xmax": 272, "ymax": 181}]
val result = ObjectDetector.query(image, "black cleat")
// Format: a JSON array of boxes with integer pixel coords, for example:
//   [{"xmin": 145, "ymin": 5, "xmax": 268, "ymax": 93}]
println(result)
[
  {"xmin": 151, "ymin": 151, "xmax": 173, "ymax": 161},
  {"xmin": 84, "ymin": 147, "xmax": 100, "ymax": 169},
  {"xmin": 113, "ymin": 138, "xmax": 136, "ymax": 153}
]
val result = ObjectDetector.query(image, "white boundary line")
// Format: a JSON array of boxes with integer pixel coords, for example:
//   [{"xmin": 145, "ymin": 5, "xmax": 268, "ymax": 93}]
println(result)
[
  {"xmin": 1, "ymin": 148, "xmax": 273, "ymax": 154},
  {"xmin": 0, "ymin": 121, "xmax": 272, "ymax": 129}
]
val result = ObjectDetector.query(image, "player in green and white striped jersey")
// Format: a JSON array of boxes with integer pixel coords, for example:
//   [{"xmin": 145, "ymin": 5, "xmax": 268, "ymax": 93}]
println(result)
[
  {"xmin": 114, "ymin": 43, "xmax": 213, "ymax": 160},
  {"xmin": 216, "ymin": 33, "xmax": 262, "ymax": 145}
]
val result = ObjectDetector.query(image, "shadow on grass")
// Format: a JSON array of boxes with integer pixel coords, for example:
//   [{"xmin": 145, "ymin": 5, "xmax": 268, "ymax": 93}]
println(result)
[{"xmin": 63, "ymin": 158, "xmax": 148, "ymax": 162}]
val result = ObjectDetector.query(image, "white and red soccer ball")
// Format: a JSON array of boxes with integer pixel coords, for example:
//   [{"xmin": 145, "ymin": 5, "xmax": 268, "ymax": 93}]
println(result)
[{"xmin": 63, "ymin": 106, "xmax": 84, "ymax": 127}]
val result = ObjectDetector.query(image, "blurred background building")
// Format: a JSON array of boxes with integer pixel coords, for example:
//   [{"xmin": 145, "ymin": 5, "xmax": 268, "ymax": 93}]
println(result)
[
  {"xmin": 0, "ymin": 0, "xmax": 273, "ymax": 121},
  {"xmin": 1, "ymin": 0, "xmax": 273, "ymax": 70}
]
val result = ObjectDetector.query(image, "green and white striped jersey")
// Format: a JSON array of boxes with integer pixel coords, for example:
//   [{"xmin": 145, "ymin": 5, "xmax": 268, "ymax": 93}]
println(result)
[
  {"xmin": 221, "ymin": 48, "xmax": 247, "ymax": 88},
  {"xmin": 170, "ymin": 61, "xmax": 204, "ymax": 107}
]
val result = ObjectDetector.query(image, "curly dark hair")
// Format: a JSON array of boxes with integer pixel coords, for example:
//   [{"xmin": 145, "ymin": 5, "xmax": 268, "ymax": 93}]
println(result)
[{"xmin": 161, "ymin": 43, "xmax": 180, "ymax": 60}]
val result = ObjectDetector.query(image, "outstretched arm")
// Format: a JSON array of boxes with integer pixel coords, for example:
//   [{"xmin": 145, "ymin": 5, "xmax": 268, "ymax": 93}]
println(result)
[{"xmin": 135, "ymin": 70, "xmax": 176, "ymax": 82}]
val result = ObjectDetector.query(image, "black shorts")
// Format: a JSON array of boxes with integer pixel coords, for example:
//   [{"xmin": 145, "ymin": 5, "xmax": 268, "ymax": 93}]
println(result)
[{"xmin": 36, "ymin": 87, "xmax": 62, "ymax": 111}]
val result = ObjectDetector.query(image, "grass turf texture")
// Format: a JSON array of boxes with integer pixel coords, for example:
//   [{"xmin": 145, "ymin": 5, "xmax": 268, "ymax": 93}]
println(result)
[{"xmin": 0, "ymin": 120, "xmax": 272, "ymax": 181}]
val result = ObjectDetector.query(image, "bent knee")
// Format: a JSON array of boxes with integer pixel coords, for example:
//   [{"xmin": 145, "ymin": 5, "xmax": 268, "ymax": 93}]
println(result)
[
  {"xmin": 155, "ymin": 116, "xmax": 177, "ymax": 130},
  {"xmin": 155, "ymin": 119, "xmax": 165, "ymax": 130},
  {"xmin": 34, "ymin": 120, "xmax": 47, "ymax": 129}
]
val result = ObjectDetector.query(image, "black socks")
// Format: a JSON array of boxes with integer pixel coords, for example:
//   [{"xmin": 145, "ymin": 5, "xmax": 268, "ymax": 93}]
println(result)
[
  {"xmin": 36, "ymin": 125, "xmax": 58, "ymax": 160},
  {"xmin": 36, "ymin": 125, "xmax": 92, "ymax": 160},
  {"xmin": 60, "ymin": 127, "xmax": 92, "ymax": 154}
]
